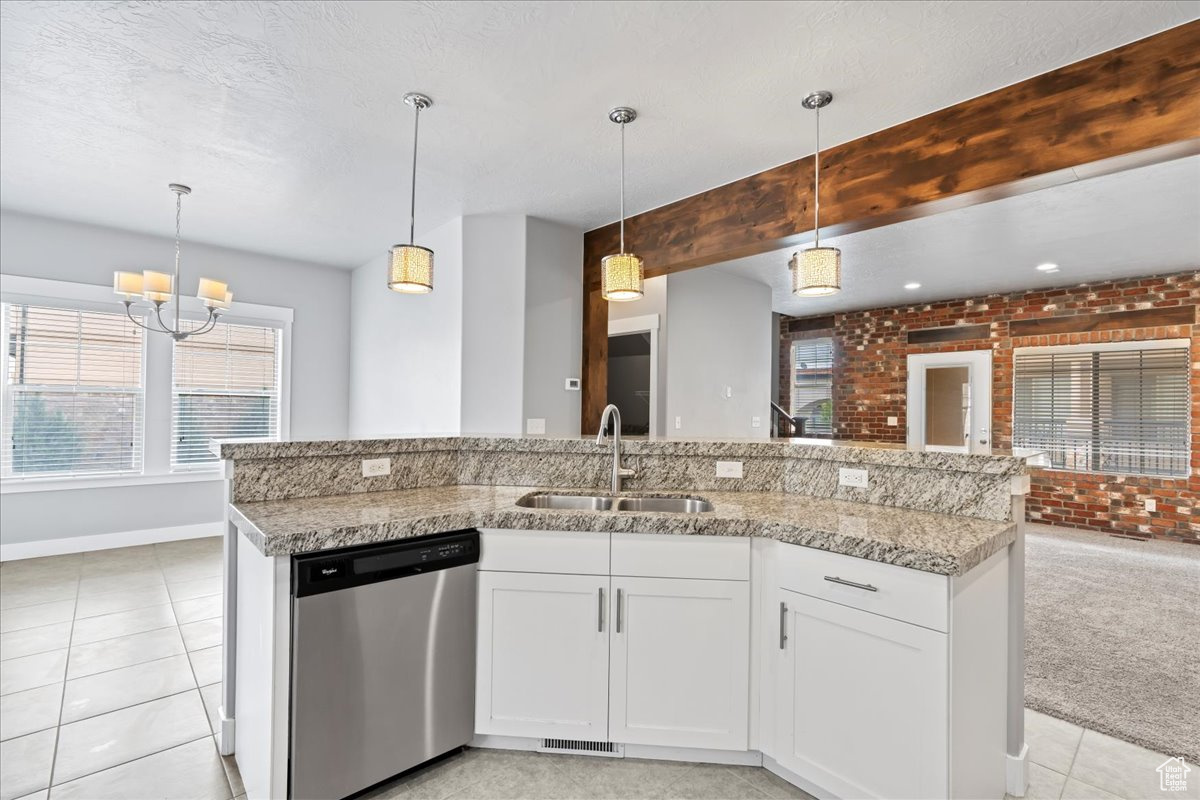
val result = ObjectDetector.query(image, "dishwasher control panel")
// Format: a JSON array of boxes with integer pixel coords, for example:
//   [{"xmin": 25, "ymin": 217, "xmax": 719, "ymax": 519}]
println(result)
[{"xmin": 292, "ymin": 529, "xmax": 479, "ymax": 598}]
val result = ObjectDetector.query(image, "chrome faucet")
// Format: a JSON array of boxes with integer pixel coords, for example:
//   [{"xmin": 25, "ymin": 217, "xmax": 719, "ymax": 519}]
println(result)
[{"xmin": 596, "ymin": 404, "xmax": 637, "ymax": 494}]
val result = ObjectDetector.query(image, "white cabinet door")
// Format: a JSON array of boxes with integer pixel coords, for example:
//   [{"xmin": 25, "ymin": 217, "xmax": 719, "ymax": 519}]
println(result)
[
  {"xmin": 609, "ymin": 577, "xmax": 750, "ymax": 750},
  {"xmin": 475, "ymin": 571, "xmax": 610, "ymax": 740},
  {"xmin": 776, "ymin": 589, "xmax": 948, "ymax": 800}
]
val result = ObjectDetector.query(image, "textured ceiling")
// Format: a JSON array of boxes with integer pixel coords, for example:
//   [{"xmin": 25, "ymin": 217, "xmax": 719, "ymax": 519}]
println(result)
[
  {"xmin": 712, "ymin": 156, "xmax": 1200, "ymax": 316},
  {"xmin": 1, "ymin": 1, "xmax": 1197, "ymax": 268}
]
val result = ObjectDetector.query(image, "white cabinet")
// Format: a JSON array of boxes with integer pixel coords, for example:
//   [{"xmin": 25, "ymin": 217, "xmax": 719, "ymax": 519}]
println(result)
[
  {"xmin": 609, "ymin": 577, "xmax": 749, "ymax": 750},
  {"xmin": 475, "ymin": 570, "xmax": 609, "ymax": 740},
  {"xmin": 775, "ymin": 589, "xmax": 948, "ymax": 799}
]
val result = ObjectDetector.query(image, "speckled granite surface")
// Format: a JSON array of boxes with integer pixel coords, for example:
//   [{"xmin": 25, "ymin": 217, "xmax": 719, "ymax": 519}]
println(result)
[
  {"xmin": 219, "ymin": 436, "xmax": 1027, "ymax": 522},
  {"xmin": 230, "ymin": 484, "xmax": 1016, "ymax": 576}
]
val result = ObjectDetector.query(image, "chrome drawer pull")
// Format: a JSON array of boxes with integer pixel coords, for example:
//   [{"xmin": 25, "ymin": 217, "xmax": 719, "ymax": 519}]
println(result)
[
  {"xmin": 598, "ymin": 587, "xmax": 605, "ymax": 632},
  {"xmin": 824, "ymin": 576, "xmax": 878, "ymax": 592},
  {"xmin": 779, "ymin": 602, "xmax": 788, "ymax": 650}
]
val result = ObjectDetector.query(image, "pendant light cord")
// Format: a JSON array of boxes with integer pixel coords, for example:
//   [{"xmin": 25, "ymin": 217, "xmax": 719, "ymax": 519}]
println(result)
[
  {"xmin": 409, "ymin": 102, "xmax": 421, "ymax": 246},
  {"xmin": 619, "ymin": 119, "xmax": 626, "ymax": 254},
  {"xmin": 813, "ymin": 103, "xmax": 820, "ymax": 248}
]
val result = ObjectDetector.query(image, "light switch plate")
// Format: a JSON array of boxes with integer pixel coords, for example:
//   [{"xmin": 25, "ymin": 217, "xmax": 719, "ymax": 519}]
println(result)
[
  {"xmin": 838, "ymin": 467, "xmax": 869, "ymax": 489},
  {"xmin": 526, "ymin": 418, "xmax": 546, "ymax": 435},
  {"xmin": 674, "ymin": 416, "xmax": 682, "ymax": 430},
  {"xmin": 716, "ymin": 461, "xmax": 744, "ymax": 479},
  {"xmin": 887, "ymin": 416, "xmax": 898, "ymax": 426},
  {"xmin": 362, "ymin": 458, "xmax": 391, "ymax": 478}
]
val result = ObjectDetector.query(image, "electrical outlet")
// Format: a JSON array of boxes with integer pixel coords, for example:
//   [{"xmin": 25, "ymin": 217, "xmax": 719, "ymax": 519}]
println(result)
[
  {"xmin": 715, "ymin": 461, "xmax": 744, "ymax": 479},
  {"xmin": 1144, "ymin": 498, "xmax": 1157, "ymax": 513},
  {"xmin": 751, "ymin": 416, "xmax": 761, "ymax": 428},
  {"xmin": 362, "ymin": 458, "xmax": 391, "ymax": 478},
  {"xmin": 838, "ymin": 467, "xmax": 868, "ymax": 489},
  {"xmin": 674, "ymin": 416, "xmax": 682, "ymax": 430},
  {"xmin": 526, "ymin": 418, "xmax": 546, "ymax": 435}
]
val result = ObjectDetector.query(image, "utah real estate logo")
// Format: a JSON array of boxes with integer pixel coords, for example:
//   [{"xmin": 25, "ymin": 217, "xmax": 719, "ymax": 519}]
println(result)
[{"xmin": 1157, "ymin": 757, "xmax": 1190, "ymax": 792}]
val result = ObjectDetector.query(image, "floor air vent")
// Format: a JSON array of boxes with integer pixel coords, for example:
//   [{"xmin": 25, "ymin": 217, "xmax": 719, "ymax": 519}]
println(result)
[{"xmin": 537, "ymin": 739, "xmax": 624, "ymax": 757}]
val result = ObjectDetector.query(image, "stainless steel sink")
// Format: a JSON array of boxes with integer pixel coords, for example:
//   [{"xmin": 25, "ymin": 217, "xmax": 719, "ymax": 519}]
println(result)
[
  {"xmin": 516, "ymin": 493, "xmax": 614, "ymax": 511},
  {"xmin": 515, "ymin": 493, "xmax": 713, "ymax": 513},
  {"xmin": 613, "ymin": 496, "xmax": 714, "ymax": 513}
]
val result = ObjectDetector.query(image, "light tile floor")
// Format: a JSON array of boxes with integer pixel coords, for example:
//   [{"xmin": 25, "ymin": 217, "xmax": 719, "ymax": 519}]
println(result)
[{"xmin": 1, "ymin": 538, "xmax": 1193, "ymax": 800}]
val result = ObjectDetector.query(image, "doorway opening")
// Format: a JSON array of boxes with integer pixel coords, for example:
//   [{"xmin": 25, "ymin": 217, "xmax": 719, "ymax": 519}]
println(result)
[{"xmin": 607, "ymin": 332, "xmax": 651, "ymax": 436}]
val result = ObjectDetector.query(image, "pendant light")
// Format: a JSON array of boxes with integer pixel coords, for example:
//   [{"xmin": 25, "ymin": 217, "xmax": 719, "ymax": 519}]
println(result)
[
  {"xmin": 790, "ymin": 91, "xmax": 841, "ymax": 297},
  {"xmin": 389, "ymin": 92, "xmax": 434, "ymax": 293},
  {"xmin": 114, "ymin": 184, "xmax": 231, "ymax": 340},
  {"xmin": 601, "ymin": 107, "xmax": 644, "ymax": 302}
]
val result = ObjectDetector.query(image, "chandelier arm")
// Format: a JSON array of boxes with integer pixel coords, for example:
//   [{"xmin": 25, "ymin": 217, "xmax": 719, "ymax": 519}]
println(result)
[
  {"xmin": 152, "ymin": 302, "xmax": 183, "ymax": 337},
  {"xmin": 123, "ymin": 302, "xmax": 166, "ymax": 334},
  {"xmin": 190, "ymin": 309, "xmax": 221, "ymax": 338}
]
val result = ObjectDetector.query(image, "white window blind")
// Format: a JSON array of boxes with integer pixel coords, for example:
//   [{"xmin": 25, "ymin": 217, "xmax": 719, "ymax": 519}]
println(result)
[
  {"xmin": 791, "ymin": 338, "xmax": 834, "ymax": 436},
  {"xmin": 1, "ymin": 303, "xmax": 144, "ymax": 477},
  {"xmin": 1013, "ymin": 345, "xmax": 1190, "ymax": 477},
  {"xmin": 172, "ymin": 321, "xmax": 281, "ymax": 469}
]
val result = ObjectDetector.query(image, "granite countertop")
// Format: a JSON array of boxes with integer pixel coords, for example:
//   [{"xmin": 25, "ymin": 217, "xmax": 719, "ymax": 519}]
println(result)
[{"xmin": 229, "ymin": 485, "xmax": 1017, "ymax": 576}]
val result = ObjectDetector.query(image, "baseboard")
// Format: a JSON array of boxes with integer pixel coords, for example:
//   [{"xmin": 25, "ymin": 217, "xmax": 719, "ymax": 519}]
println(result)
[
  {"xmin": 0, "ymin": 521, "xmax": 223, "ymax": 561},
  {"xmin": 218, "ymin": 713, "xmax": 235, "ymax": 756},
  {"xmin": 763, "ymin": 756, "xmax": 836, "ymax": 800},
  {"xmin": 1006, "ymin": 743, "xmax": 1030, "ymax": 797},
  {"xmin": 470, "ymin": 734, "xmax": 761, "ymax": 767}
]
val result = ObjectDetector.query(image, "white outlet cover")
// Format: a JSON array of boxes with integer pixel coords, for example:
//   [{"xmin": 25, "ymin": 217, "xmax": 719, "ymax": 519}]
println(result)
[
  {"xmin": 838, "ymin": 467, "xmax": 869, "ymax": 489},
  {"xmin": 526, "ymin": 418, "xmax": 546, "ymax": 435},
  {"xmin": 1144, "ymin": 498, "xmax": 1157, "ymax": 513},
  {"xmin": 675, "ymin": 416, "xmax": 682, "ymax": 429},
  {"xmin": 751, "ymin": 416, "xmax": 761, "ymax": 428},
  {"xmin": 716, "ymin": 461, "xmax": 744, "ymax": 479},
  {"xmin": 362, "ymin": 457, "xmax": 391, "ymax": 478},
  {"xmin": 887, "ymin": 416, "xmax": 898, "ymax": 426}
]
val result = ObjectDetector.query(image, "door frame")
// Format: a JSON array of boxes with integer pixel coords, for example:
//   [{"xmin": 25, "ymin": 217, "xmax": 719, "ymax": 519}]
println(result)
[
  {"xmin": 906, "ymin": 349, "xmax": 993, "ymax": 455},
  {"xmin": 607, "ymin": 314, "xmax": 660, "ymax": 438}
]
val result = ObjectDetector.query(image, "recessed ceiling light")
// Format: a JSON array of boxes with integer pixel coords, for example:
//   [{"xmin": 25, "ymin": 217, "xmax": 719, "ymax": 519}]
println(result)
[
  {"xmin": 1036, "ymin": 263, "xmax": 1059, "ymax": 272},
  {"xmin": 904, "ymin": 282, "xmax": 921, "ymax": 290}
]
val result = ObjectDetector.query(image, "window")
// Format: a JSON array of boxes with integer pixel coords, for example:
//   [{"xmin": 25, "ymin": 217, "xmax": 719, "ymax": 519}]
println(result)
[
  {"xmin": 1013, "ymin": 343, "xmax": 1190, "ymax": 477},
  {"xmin": 791, "ymin": 338, "xmax": 834, "ymax": 436},
  {"xmin": 1, "ymin": 303, "xmax": 144, "ymax": 477},
  {"xmin": 172, "ymin": 321, "xmax": 281, "ymax": 469}
]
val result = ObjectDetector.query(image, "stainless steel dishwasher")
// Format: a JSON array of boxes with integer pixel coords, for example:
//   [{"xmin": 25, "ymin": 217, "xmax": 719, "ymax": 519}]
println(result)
[{"xmin": 289, "ymin": 530, "xmax": 479, "ymax": 800}]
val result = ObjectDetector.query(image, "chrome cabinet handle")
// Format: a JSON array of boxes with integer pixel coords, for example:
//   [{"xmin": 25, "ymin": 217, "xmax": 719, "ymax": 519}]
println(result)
[
  {"xmin": 616, "ymin": 588, "xmax": 624, "ymax": 634},
  {"xmin": 598, "ymin": 587, "xmax": 605, "ymax": 632},
  {"xmin": 779, "ymin": 602, "xmax": 788, "ymax": 650},
  {"xmin": 824, "ymin": 576, "xmax": 878, "ymax": 592}
]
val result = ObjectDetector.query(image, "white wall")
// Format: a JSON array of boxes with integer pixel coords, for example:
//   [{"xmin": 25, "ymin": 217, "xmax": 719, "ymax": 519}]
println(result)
[
  {"xmin": 349, "ymin": 217, "xmax": 464, "ymax": 437},
  {"xmin": 348, "ymin": 215, "xmax": 583, "ymax": 439},
  {"xmin": 665, "ymin": 268, "xmax": 772, "ymax": 439},
  {"xmin": 0, "ymin": 210, "xmax": 352, "ymax": 546},
  {"xmin": 522, "ymin": 218, "xmax": 583, "ymax": 437}
]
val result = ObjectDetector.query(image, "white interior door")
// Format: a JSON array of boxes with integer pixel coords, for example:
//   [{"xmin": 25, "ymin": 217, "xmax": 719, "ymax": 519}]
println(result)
[{"xmin": 906, "ymin": 350, "xmax": 993, "ymax": 455}]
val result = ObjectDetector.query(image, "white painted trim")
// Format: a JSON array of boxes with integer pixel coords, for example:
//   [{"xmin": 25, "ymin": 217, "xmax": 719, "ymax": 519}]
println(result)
[
  {"xmin": 1013, "ymin": 338, "xmax": 1189, "ymax": 356},
  {"xmin": 1, "ymin": 471, "xmax": 222, "ymax": 495},
  {"xmin": 0, "ymin": 521, "xmax": 222, "ymax": 561},
  {"xmin": 608, "ymin": 314, "xmax": 660, "ymax": 438},
  {"xmin": 763, "ymin": 755, "xmax": 837, "ymax": 800},
  {"xmin": 1006, "ymin": 743, "xmax": 1030, "ymax": 797}
]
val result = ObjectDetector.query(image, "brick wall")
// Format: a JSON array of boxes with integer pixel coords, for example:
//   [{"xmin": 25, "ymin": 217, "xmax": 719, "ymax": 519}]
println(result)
[{"xmin": 779, "ymin": 271, "xmax": 1199, "ymax": 543}]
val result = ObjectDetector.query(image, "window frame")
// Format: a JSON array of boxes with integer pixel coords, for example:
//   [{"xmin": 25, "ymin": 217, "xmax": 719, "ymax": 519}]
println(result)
[
  {"xmin": 0, "ymin": 275, "xmax": 292, "ymax": 491},
  {"xmin": 1011, "ymin": 338, "xmax": 1191, "ymax": 478},
  {"xmin": 789, "ymin": 336, "xmax": 835, "ymax": 437}
]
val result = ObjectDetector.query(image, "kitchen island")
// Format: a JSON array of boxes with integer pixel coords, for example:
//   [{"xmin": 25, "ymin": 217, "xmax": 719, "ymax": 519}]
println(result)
[{"xmin": 216, "ymin": 436, "xmax": 1033, "ymax": 800}]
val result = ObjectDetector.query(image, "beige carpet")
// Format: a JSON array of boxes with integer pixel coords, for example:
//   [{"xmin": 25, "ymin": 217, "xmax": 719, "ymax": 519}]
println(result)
[{"xmin": 1025, "ymin": 524, "xmax": 1200, "ymax": 762}]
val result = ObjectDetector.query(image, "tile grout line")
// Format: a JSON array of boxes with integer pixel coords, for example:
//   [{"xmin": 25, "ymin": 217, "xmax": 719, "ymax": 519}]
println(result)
[{"xmin": 43, "ymin": 555, "xmax": 83, "ymax": 795}]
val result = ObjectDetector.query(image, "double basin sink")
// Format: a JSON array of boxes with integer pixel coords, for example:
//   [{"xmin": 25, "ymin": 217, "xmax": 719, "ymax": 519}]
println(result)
[{"xmin": 516, "ymin": 492, "xmax": 714, "ymax": 514}]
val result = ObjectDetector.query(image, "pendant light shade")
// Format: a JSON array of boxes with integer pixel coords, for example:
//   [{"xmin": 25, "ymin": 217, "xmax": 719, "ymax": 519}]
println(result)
[
  {"xmin": 389, "ymin": 244, "xmax": 434, "ymax": 293},
  {"xmin": 389, "ymin": 93, "xmax": 434, "ymax": 294},
  {"xmin": 602, "ymin": 107, "xmax": 644, "ymax": 302},
  {"xmin": 791, "ymin": 91, "xmax": 841, "ymax": 297}
]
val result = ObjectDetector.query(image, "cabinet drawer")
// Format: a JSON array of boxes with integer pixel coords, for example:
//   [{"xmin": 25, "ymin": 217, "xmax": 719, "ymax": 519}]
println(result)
[
  {"xmin": 776, "ymin": 544, "xmax": 948, "ymax": 632},
  {"xmin": 479, "ymin": 529, "xmax": 609, "ymax": 575},
  {"xmin": 611, "ymin": 533, "xmax": 749, "ymax": 581}
]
